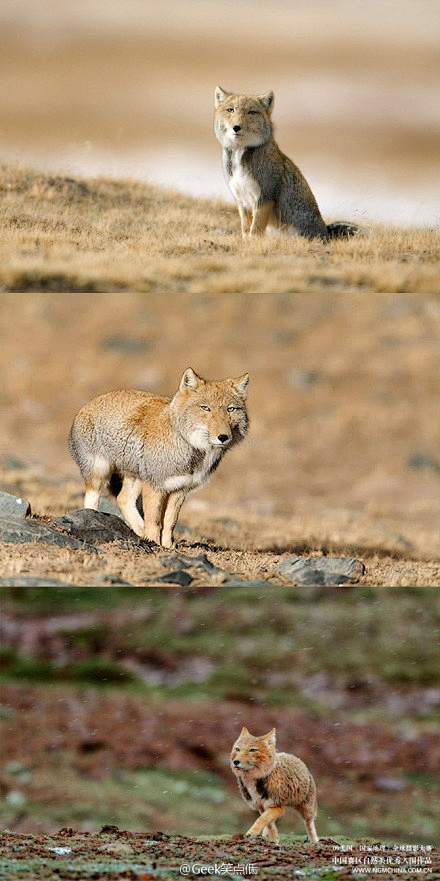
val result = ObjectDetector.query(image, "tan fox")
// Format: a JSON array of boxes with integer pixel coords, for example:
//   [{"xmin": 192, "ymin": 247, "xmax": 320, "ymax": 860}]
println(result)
[
  {"xmin": 69, "ymin": 368, "xmax": 249, "ymax": 548},
  {"xmin": 215, "ymin": 85, "xmax": 359, "ymax": 241},
  {"xmin": 231, "ymin": 727, "xmax": 319, "ymax": 845}
]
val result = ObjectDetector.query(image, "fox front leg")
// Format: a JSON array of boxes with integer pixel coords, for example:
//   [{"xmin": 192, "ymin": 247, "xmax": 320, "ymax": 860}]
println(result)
[
  {"xmin": 237, "ymin": 203, "xmax": 253, "ymax": 237},
  {"xmin": 246, "ymin": 806, "xmax": 285, "ymax": 838},
  {"xmin": 262, "ymin": 822, "xmax": 279, "ymax": 844},
  {"xmin": 161, "ymin": 489, "xmax": 187, "ymax": 548},
  {"xmin": 141, "ymin": 483, "xmax": 168, "ymax": 545},
  {"xmin": 249, "ymin": 201, "xmax": 275, "ymax": 236}
]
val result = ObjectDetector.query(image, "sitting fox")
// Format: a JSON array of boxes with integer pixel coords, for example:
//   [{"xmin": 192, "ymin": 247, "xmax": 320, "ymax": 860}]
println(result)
[
  {"xmin": 69, "ymin": 368, "xmax": 249, "ymax": 548},
  {"xmin": 230, "ymin": 727, "xmax": 319, "ymax": 845},
  {"xmin": 215, "ymin": 85, "xmax": 358, "ymax": 241}
]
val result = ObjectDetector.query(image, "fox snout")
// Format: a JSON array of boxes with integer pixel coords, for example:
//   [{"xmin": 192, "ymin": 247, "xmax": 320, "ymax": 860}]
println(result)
[{"xmin": 213, "ymin": 432, "xmax": 230, "ymax": 446}]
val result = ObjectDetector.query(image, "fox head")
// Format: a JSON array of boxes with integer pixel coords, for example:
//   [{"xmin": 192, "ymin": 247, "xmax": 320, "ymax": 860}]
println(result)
[
  {"xmin": 231, "ymin": 727, "xmax": 277, "ymax": 778},
  {"xmin": 214, "ymin": 86, "xmax": 274, "ymax": 151},
  {"xmin": 170, "ymin": 367, "xmax": 249, "ymax": 453}
]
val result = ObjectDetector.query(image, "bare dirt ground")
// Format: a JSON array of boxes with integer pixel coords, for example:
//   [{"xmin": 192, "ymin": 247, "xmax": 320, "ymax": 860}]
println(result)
[
  {"xmin": 1, "ymin": 292, "xmax": 440, "ymax": 585},
  {"xmin": 1, "ymin": 827, "xmax": 438, "ymax": 880}
]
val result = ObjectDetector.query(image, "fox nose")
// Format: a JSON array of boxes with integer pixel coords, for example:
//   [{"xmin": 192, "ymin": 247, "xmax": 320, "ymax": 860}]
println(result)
[
  {"xmin": 218, "ymin": 434, "xmax": 229, "ymax": 444},
  {"xmin": 233, "ymin": 759, "xmax": 240, "ymax": 766},
  {"xmin": 233, "ymin": 125, "xmax": 241, "ymax": 133}
]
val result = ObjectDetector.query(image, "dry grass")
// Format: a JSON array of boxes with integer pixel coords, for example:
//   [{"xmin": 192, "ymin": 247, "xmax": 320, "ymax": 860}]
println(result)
[{"xmin": 1, "ymin": 163, "xmax": 438, "ymax": 293}]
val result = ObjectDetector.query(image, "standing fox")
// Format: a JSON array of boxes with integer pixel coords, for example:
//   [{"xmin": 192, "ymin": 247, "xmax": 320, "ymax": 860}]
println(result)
[
  {"xmin": 231, "ymin": 727, "xmax": 319, "ymax": 845},
  {"xmin": 215, "ymin": 85, "xmax": 358, "ymax": 240},
  {"xmin": 69, "ymin": 368, "xmax": 249, "ymax": 548}
]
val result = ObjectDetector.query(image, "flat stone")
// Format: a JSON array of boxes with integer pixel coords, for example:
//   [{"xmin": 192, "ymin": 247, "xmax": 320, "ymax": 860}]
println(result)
[
  {"xmin": 0, "ymin": 575, "xmax": 76, "ymax": 586},
  {"xmin": 149, "ymin": 569, "xmax": 193, "ymax": 586},
  {"xmin": 276, "ymin": 556, "xmax": 366, "ymax": 586},
  {"xmin": 0, "ymin": 491, "xmax": 31, "ymax": 518},
  {"xmin": 224, "ymin": 578, "xmax": 275, "ymax": 587},
  {"xmin": 160, "ymin": 553, "xmax": 215, "ymax": 573},
  {"xmin": 53, "ymin": 509, "xmax": 152, "ymax": 550},
  {"xmin": 0, "ymin": 515, "xmax": 97, "ymax": 552}
]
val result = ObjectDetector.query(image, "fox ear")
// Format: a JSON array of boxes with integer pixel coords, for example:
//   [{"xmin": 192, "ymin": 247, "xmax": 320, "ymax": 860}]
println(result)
[
  {"xmin": 215, "ymin": 85, "xmax": 229, "ymax": 107},
  {"xmin": 180, "ymin": 367, "xmax": 204, "ymax": 391},
  {"xmin": 264, "ymin": 728, "xmax": 276, "ymax": 745},
  {"xmin": 258, "ymin": 91, "xmax": 274, "ymax": 113},
  {"xmin": 232, "ymin": 373, "xmax": 249, "ymax": 399},
  {"xmin": 240, "ymin": 726, "xmax": 250, "ymax": 737}
]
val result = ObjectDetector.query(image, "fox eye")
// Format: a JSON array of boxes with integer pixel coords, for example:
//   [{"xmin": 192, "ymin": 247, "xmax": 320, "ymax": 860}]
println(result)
[
  {"xmin": 248, "ymin": 110, "xmax": 258, "ymax": 115},
  {"xmin": 227, "ymin": 405, "xmax": 237, "ymax": 412},
  {"xmin": 249, "ymin": 748, "xmax": 258, "ymax": 752},
  {"xmin": 200, "ymin": 405, "xmax": 211, "ymax": 412},
  {"xmin": 227, "ymin": 107, "xmax": 234, "ymax": 113}
]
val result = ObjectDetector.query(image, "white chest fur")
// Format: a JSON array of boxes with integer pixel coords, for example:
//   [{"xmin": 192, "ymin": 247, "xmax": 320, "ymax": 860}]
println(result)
[
  {"xmin": 162, "ymin": 447, "xmax": 222, "ymax": 493},
  {"xmin": 229, "ymin": 150, "xmax": 260, "ymax": 211}
]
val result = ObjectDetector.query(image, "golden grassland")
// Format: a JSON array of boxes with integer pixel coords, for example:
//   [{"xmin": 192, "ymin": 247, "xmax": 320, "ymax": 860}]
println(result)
[{"xmin": 1, "ymin": 163, "xmax": 439, "ymax": 294}]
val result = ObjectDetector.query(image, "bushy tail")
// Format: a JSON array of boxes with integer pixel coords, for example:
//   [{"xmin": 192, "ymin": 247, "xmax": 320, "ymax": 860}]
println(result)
[{"xmin": 326, "ymin": 221, "xmax": 362, "ymax": 239}]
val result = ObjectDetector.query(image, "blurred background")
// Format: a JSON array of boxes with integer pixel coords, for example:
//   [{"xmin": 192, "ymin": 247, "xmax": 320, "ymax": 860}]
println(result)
[
  {"xmin": 1, "ymin": 0, "xmax": 439, "ymax": 225},
  {"xmin": 1, "ymin": 585, "xmax": 439, "ymax": 841}
]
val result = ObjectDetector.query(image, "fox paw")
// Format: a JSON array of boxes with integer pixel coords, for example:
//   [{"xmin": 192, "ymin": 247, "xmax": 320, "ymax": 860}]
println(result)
[{"xmin": 245, "ymin": 829, "xmax": 259, "ymax": 838}]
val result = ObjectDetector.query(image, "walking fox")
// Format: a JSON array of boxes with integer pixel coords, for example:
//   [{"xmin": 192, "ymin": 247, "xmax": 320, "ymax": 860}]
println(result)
[
  {"xmin": 231, "ymin": 727, "xmax": 319, "ymax": 845},
  {"xmin": 215, "ymin": 85, "xmax": 359, "ymax": 240},
  {"xmin": 69, "ymin": 367, "xmax": 249, "ymax": 548}
]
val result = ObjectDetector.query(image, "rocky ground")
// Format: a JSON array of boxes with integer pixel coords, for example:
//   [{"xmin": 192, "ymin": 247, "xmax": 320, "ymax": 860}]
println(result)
[
  {"xmin": 1, "ymin": 827, "xmax": 438, "ymax": 880},
  {"xmin": 0, "ymin": 489, "xmax": 366, "ymax": 587}
]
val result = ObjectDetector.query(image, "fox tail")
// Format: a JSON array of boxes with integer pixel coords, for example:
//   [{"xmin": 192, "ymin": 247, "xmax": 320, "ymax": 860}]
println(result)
[{"xmin": 326, "ymin": 221, "xmax": 362, "ymax": 239}]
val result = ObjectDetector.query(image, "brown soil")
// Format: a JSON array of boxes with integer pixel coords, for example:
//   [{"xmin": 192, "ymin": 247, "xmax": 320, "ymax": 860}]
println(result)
[{"xmin": 1, "ymin": 827, "xmax": 438, "ymax": 881}]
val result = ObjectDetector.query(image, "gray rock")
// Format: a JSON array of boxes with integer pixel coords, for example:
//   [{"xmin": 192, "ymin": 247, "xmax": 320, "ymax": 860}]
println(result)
[
  {"xmin": 149, "ymin": 569, "xmax": 193, "ymax": 586},
  {"xmin": 0, "ymin": 515, "xmax": 97, "ymax": 552},
  {"xmin": 101, "ymin": 335, "xmax": 153, "ymax": 354},
  {"xmin": 92, "ymin": 573, "xmax": 134, "ymax": 586},
  {"xmin": 160, "ymin": 553, "xmax": 215, "ymax": 574},
  {"xmin": 0, "ymin": 575, "xmax": 76, "ymax": 586},
  {"xmin": 407, "ymin": 452, "xmax": 440, "ymax": 474},
  {"xmin": 0, "ymin": 456, "xmax": 27, "ymax": 470},
  {"xmin": 276, "ymin": 556, "xmax": 366, "ymax": 586},
  {"xmin": 54, "ymin": 509, "xmax": 152, "ymax": 550},
  {"xmin": 223, "ymin": 577, "xmax": 275, "ymax": 587},
  {"xmin": 288, "ymin": 368, "xmax": 321, "ymax": 389},
  {"xmin": 0, "ymin": 491, "xmax": 31, "ymax": 518}
]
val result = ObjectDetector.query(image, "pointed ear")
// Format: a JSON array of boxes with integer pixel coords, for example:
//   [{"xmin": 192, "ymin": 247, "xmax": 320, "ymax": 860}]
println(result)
[
  {"xmin": 180, "ymin": 367, "xmax": 204, "ymax": 391},
  {"xmin": 215, "ymin": 85, "xmax": 229, "ymax": 108},
  {"xmin": 232, "ymin": 373, "xmax": 249, "ymax": 399},
  {"xmin": 258, "ymin": 91, "xmax": 274, "ymax": 113},
  {"xmin": 240, "ymin": 726, "xmax": 250, "ymax": 737},
  {"xmin": 264, "ymin": 728, "xmax": 276, "ymax": 745}
]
